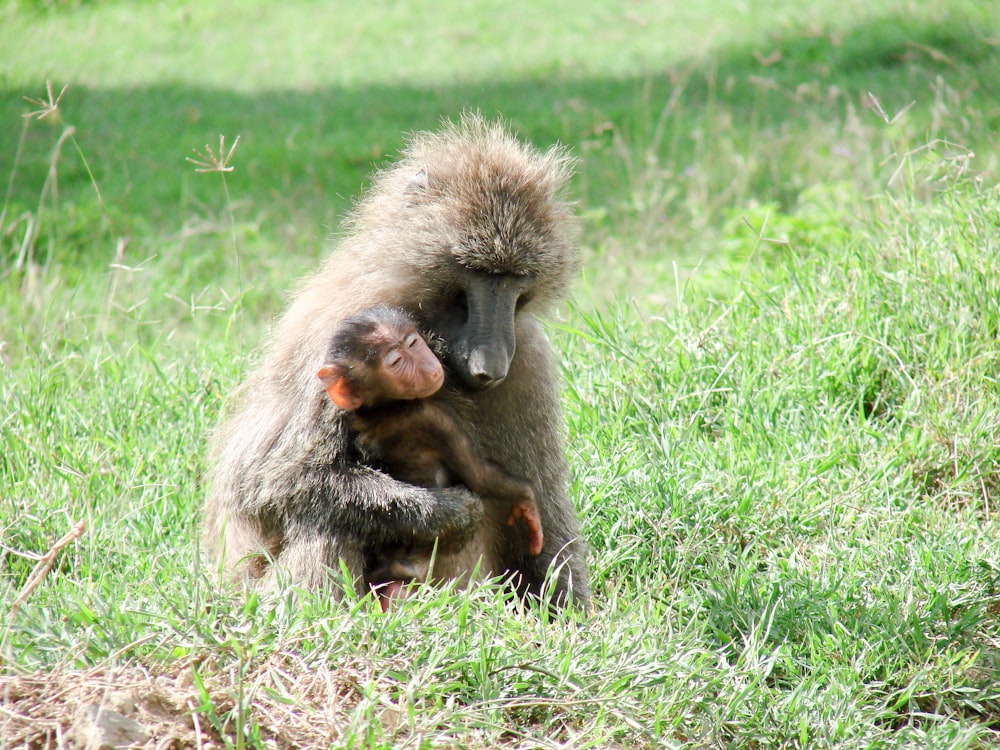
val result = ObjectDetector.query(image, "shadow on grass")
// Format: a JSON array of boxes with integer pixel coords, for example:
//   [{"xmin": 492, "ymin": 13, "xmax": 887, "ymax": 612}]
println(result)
[{"xmin": 0, "ymin": 10, "xmax": 996, "ymax": 266}]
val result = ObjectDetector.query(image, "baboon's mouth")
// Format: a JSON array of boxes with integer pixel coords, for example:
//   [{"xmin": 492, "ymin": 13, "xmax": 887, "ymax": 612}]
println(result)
[{"xmin": 373, "ymin": 579, "xmax": 415, "ymax": 611}]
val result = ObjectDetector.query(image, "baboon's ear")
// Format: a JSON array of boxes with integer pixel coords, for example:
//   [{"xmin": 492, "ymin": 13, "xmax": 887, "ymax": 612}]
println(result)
[
  {"xmin": 317, "ymin": 364, "xmax": 363, "ymax": 411},
  {"xmin": 405, "ymin": 166, "xmax": 430, "ymax": 195}
]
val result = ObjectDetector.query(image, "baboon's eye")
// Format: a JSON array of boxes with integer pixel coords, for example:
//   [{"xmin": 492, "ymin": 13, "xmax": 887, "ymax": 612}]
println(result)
[
  {"xmin": 405, "ymin": 333, "xmax": 421, "ymax": 349},
  {"xmin": 384, "ymin": 350, "xmax": 403, "ymax": 368},
  {"xmin": 453, "ymin": 289, "xmax": 469, "ymax": 323},
  {"xmin": 516, "ymin": 292, "xmax": 533, "ymax": 312}
]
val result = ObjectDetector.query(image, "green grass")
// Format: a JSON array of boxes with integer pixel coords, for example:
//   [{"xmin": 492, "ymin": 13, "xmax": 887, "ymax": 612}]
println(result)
[{"xmin": 2, "ymin": 0, "xmax": 1000, "ymax": 747}]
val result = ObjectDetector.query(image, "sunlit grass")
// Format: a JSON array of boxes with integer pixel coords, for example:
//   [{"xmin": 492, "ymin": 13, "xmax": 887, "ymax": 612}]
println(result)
[{"xmin": 2, "ymin": 0, "xmax": 1000, "ymax": 747}]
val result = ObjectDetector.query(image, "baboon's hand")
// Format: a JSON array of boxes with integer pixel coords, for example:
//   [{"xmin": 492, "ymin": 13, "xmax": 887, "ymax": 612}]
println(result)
[{"xmin": 412, "ymin": 486, "xmax": 484, "ymax": 550}]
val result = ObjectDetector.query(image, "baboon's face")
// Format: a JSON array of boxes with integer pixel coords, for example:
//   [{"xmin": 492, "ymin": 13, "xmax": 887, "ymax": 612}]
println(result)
[{"xmin": 425, "ymin": 267, "xmax": 534, "ymax": 391}]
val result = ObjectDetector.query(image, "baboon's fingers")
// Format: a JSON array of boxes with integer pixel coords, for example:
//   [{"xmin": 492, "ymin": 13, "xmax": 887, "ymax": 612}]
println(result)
[
  {"xmin": 508, "ymin": 503, "xmax": 544, "ymax": 555},
  {"xmin": 526, "ymin": 526, "xmax": 544, "ymax": 556}
]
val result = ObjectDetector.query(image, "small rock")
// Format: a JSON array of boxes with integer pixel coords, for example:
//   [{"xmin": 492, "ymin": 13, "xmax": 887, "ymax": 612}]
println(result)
[
  {"xmin": 377, "ymin": 706, "xmax": 404, "ymax": 733},
  {"xmin": 71, "ymin": 704, "xmax": 150, "ymax": 749},
  {"xmin": 175, "ymin": 669, "xmax": 194, "ymax": 690},
  {"xmin": 106, "ymin": 690, "xmax": 136, "ymax": 716}
]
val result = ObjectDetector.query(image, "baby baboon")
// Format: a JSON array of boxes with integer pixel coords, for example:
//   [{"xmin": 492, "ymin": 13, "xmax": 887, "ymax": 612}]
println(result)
[
  {"xmin": 316, "ymin": 305, "xmax": 544, "ymax": 606},
  {"xmin": 203, "ymin": 113, "xmax": 590, "ymax": 607},
  {"xmin": 317, "ymin": 305, "xmax": 544, "ymax": 551}
]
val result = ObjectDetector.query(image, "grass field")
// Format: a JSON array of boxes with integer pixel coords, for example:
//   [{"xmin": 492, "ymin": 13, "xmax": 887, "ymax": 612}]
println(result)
[{"xmin": 2, "ymin": 0, "xmax": 1000, "ymax": 747}]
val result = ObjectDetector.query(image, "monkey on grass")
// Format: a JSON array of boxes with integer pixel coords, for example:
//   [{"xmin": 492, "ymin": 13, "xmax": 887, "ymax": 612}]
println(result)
[
  {"xmin": 203, "ymin": 113, "xmax": 590, "ymax": 608},
  {"xmin": 316, "ymin": 304, "xmax": 544, "ymax": 607}
]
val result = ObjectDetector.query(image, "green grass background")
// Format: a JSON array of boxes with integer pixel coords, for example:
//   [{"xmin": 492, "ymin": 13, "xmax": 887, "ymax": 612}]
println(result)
[{"xmin": 2, "ymin": 0, "xmax": 1000, "ymax": 747}]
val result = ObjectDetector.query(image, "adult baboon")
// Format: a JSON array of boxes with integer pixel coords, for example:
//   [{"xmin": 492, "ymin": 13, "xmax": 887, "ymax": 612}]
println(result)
[{"xmin": 203, "ymin": 114, "xmax": 590, "ymax": 607}]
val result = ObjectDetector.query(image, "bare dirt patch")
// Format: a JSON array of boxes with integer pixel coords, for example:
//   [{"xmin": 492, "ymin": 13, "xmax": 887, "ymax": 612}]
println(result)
[{"xmin": 1, "ymin": 654, "xmax": 370, "ymax": 749}]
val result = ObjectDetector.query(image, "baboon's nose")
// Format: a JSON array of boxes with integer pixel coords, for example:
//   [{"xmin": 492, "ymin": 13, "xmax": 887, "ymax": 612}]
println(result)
[{"xmin": 467, "ymin": 347, "xmax": 508, "ymax": 389}]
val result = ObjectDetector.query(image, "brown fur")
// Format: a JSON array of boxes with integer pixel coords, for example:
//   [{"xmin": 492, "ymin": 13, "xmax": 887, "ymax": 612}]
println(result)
[{"xmin": 202, "ymin": 114, "xmax": 590, "ymax": 607}]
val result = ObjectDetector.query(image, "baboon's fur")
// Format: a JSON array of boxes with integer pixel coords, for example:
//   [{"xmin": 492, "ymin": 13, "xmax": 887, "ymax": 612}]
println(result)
[{"xmin": 203, "ymin": 114, "xmax": 590, "ymax": 606}]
